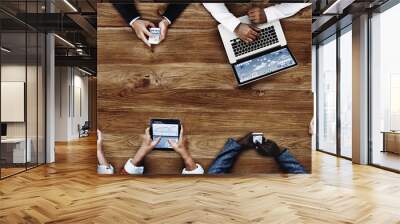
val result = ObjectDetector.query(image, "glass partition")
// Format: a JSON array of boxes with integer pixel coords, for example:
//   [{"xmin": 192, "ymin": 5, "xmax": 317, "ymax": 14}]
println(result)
[
  {"xmin": 370, "ymin": 3, "xmax": 400, "ymax": 171},
  {"xmin": 0, "ymin": 0, "xmax": 46, "ymax": 179},
  {"xmin": 339, "ymin": 26, "xmax": 352, "ymax": 158},
  {"xmin": 317, "ymin": 35, "xmax": 337, "ymax": 154},
  {"xmin": 1, "ymin": 30, "xmax": 28, "ymax": 178}
]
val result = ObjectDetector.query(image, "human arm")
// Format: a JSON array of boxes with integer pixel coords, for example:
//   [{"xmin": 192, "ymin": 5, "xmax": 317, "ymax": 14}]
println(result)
[
  {"xmin": 168, "ymin": 127, "xmax": 204, "ymax": 174},
  {"xmin": 203, "ymin": 3, "xmax": 260, "ymax": 43},
  {"xmin": 123, "ymin": 128, "xmax": 160, "ymax": 174},
  {"xmin": 248, "ymin": 3, "xmax": 311, "ymax": 24},
  {"xmin": 97, "ymin": 130, "xmax": 114, "ymax": 174},
  {"xmin": 255, "ymin": 139, "xmax": 306, "ymax": 174}
]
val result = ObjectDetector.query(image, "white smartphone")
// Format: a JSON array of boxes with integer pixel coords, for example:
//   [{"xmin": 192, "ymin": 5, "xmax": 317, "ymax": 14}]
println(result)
[
  {"xmin": 252, "ymin": 133, "xmax": 264, "ymax": 144},
  {"xmin": 148, "ymin": 28, "xmax": 161, "ymax": 45}
]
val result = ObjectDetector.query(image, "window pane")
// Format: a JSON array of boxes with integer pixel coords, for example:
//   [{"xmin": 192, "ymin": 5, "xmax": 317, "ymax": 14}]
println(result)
[
  {"xmin": 340, "ymin": 28, "xmax": 352, "ymax": 158},
  {"xmin": 1, "ymin": 31, "xmax": 28, "ymax": 177},
  {"xmin": 371, "ymin": 3, "xmax": 400, "ymax": 171},
  {"xmin": 317, "ymin": 36, "xmax": 337, "ymax": 154}
]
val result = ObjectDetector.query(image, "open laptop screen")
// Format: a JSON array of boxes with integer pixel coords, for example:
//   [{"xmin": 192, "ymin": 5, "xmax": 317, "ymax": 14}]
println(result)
[{"xmin": 233, "ymin": 47, "xmax": 297, "ymax": 85}]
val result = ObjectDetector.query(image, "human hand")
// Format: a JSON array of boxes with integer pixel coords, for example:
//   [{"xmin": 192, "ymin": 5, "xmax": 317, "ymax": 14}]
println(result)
[
  {"xmin": 168, "ymin": 127, "xmax": 197, "ymax": 170},
  {"xmin": 131, "ymin": 19, "xmax": 156, "ymax": 47},
  {"xmin": 158, "ymin": 18, "xmax": 170, "ymax": 43},
  {"xmin": 132, "ymin": 128, "xmax": 160, "ymax": 166},
  {"xmin": 309, "ymin": 117, "xmax": 315, "ymax": 135},
  {"xmin": 237, "ymin": 132, "xmax": 256, "ymax": 150},
  {"xmin": 248, "ymin": 7, "xmax": 268, "ymax": 24},
  {"xmin": 255, "ymin": 139, "xmax": 281, "ymax": 157},
  {"xmin": 168, "ymin": 127, "xmax": 189, "ymax": 157},
  {"xmin": 234, "ymin": 23, "xmax": 260, "ymax": 43}
]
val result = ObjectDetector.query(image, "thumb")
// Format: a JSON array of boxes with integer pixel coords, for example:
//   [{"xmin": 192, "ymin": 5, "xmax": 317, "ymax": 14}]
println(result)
[
  {"xmin": 168, "ymin": 139, "xmax": 177, "ymax": 148},
  {"xmin": 152, "ymin": 137, "xmax": 161, "ymax": 147},
  {"xmin": 255, "ymin": 142, "xmax": 265, "ymax": 150},
  {"xmin": 147, "ymin": 21, "xmax": 156, "ymax": 28}
]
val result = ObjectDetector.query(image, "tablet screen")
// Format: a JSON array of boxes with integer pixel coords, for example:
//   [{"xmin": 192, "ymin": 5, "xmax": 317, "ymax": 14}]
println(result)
[
  {"xmin": 152, "ymin": 123, "xmax": 179, "ymax": 148},
  {"xmin": 234, "ymin": 47, "xmax": 296, "ymax": 83}
]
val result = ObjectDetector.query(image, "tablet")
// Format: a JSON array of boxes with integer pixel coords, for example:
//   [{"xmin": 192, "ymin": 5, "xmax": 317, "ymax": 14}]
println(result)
[
  {"xmin": 232, "ymin": 46, "xmax": 297, "ymax": 86},
  {"xmin": 150, "ymin": 119, "xmax": 181, "ymax": 150}
]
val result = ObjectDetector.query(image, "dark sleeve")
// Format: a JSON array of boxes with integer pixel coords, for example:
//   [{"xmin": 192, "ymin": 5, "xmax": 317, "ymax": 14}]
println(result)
[
  {"xmin": 275, "ymin": 149, "xmax": 306, "ymax": 174},
  {"xmin": 207, "ymin": 138, "xmax": 242, "ymax": 174},
  {"xmin": 162, "ymin": 4, "xmax": 188, "ymax": 24},
  {"xmin": 113, "ymin": 3, "xmax": 140, "ymax": 26}
]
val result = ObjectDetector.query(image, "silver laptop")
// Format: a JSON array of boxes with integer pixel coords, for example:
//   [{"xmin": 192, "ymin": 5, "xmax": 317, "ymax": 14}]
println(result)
[{"xmin": 218, "ymin": 15, "xmax": 297, "ymax": 86}]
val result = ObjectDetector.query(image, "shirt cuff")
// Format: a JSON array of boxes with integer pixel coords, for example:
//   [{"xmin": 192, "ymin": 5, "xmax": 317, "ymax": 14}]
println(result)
[
  {"xmin": 264, "ymin": 7, "xmax": 279, "ymax": 23},
  {"xmin": 182, "ymin": 163, "xmax": 204, "ymax": 175},
  {"xmin": 129, "ymin": 16, "xmax": 141, "ymax": 27},
  {"xmin": 162, "ymin": 16, "xmax": 172, "ymax": 25},
  {"xmin": 124, "ymin": 159, "xmax": 144, "ymax": 174},
  {"xmin": 225, "ymin": 18, "xmax": 241, "ymax": 33},
  {"xmin": 97, "ymin": 164, "xmax": 114, "ymax": 175}
]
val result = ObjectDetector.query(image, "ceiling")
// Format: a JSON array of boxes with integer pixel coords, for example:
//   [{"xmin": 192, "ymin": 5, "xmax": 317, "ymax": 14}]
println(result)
[
  {"xmin": 0, "ymin": 0, "xmax": 97, "ymax": 74},
  {"xmin": 312, "ymin": 0, "xmax": 390, "ymax": 42}
]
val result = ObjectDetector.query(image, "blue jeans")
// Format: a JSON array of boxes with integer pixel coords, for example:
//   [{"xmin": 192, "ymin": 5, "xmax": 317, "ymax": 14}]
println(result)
[{"xmin": 207, "ymin": 138, "xmax": 306, "ymax": 174}]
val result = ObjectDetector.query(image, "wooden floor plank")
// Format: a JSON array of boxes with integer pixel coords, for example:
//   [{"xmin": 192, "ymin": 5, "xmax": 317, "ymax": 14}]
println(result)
[{"xmin": 0, "ymin": 136, "xmax": 399, "ymax": 223}]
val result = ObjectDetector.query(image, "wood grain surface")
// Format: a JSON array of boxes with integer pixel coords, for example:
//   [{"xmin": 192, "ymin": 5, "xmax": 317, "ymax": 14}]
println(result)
[
  {"xmin": 2, "ymin": 136, "xmax": 400, "ymax": 223},
  {"xmin": 97, "ymin": 3, "xmax": 312, "ymax": 174}
]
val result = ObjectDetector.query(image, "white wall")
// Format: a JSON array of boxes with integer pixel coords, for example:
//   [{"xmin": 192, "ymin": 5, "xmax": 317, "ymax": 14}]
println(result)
[
  {"xmin": 54, "ymin": 67, "xmax": 89, "ymax": 141},
  {"xmin": 1, "ymin": 65, "xmax": 34, "ymax": 138}
]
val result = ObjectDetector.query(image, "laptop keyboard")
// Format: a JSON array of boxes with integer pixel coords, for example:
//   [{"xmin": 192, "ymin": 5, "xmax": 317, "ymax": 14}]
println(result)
[{"xmin": 230, "ymin": 26, "xmax": 279, "ymax": 57}]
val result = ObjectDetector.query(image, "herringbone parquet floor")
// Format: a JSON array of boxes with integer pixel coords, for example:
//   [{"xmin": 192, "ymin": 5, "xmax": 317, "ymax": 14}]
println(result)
[{"xmin": 1, "ymin": 136, "xmax": 400, "ymax": 224}]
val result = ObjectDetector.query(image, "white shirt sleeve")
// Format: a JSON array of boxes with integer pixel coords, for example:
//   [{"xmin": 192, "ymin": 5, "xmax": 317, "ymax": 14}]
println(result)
[
  {"xmin": 264, "ymin": 3, "xmax": 311, "ymax": 23},
  {"xmin": 97, "ymin": 164, "xmax": 115, "ymax": 175},
  {"xmin": 124, "ymin": 159, "xmax": 144, "ymax": 174},
  {"xmin": 203, "ymin": 3, "xmax": 241, "ymax": 33},
  {"xmin": 182, "ymin": 163, "xmax": 205, "ymax": 175},
  {"xmin": 129, "ymin": 16, "xmax": 141, "ymax": 27}
]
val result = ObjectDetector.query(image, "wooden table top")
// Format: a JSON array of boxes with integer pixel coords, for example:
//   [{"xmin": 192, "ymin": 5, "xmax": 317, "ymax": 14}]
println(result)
[{"xmin": 97, "ymin": 3, "xmax": 312, "ymax": 174}]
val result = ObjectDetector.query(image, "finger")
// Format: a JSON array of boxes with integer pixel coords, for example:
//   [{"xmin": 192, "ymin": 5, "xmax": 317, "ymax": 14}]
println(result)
[
  {"xmin": 247, "ymin": 33, "xmax": 257, "ymax": 40},
  {"xmin": 152, "ymin": 137, "xmax": 161, "ymax": 146},
  {"xmin": 147, "ymin": 22, "xmax": 156, "ymax": 28},
  {"xmin": 160, "ymin": 29, "xmax": 166, "ymax": 42},
  {"xmin": 168, "ymin": 139, "xmax": 177, "ymax": 148},
  {"xmin": 251, "ymin": 25, "xmax": 261, "ymax": 32},
  {"xmin": 143, "ymin": 28, "xmax": 151, "ymax": 37},
  {"xmin": 139, "ymin": 33, "xmax": 151, "ymax": 48},
  {"xmin": 246, "ymin": 36, "xmax": 255, "ymax": 42},
  {"xmin": 145, "ymin": 127, "xmax": 151, "ymax": 138},
  {"xmin": 179, "ymin": 125, "xmax": 184, "ymax": 139},
  {"xmin": 248, "ymin": 10, "xmax": 256, "ymax": 15},
  {"xmin": 250, "ymin": 28, "xmax": 259, "ymax": 36},
  {"xmin": 159, "ymin": 35, "xmax": 165, "ymax": 42}
]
